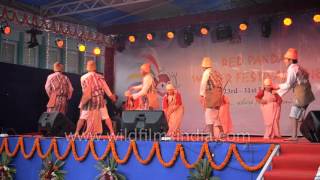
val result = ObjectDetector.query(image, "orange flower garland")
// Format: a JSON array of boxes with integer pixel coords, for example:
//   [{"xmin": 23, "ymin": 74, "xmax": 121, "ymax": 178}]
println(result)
[{"xmin": 0, "ymin": 137, "xmax": 275, "ymax": 171}]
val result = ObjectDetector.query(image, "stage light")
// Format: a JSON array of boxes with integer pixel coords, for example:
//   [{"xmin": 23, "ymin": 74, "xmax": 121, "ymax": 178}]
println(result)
[
  {"xmin": 78, "ymin": 44, "xmax": 86, "ymax": 52},
  {"xmin": 128, "ymin": 35, "xmax": 136, "ymax": 43},
  {"xmin": 26, "ymin": 28, "xmax": 42, "ymax": 48},
  {"xmin": 313, "ymin": 14, "xmax": 320, "ymax": 23},
  {"xmin": 239, "ymin": 22, "xmax": 248, "ymax": 31},
  {"xmin": 261, "ymin": 18, "xmax": 272, "ymax": 38},
  {"xmin": 0, "ymin": 22, "xmax": 11, "ymax": 35},
  {"xmin": 183, "ymin": 27, "xmax": 194, "ymax": 46},
  {"xmin": 111, "ymin": 34, "xmax": 126, "ymax": 52},
  {"xmin": 146, "ymin": 33, "xmax": 154, "ymax": 41},
  {"xmin": 93, "ymin": 47, "xmax": 101, "ymax": 56},
  {"xmin": 166, "ymin": 31, "xmax": 175, "ymax": 39},
  {"xmin": 55, "ymin": 39, "xmax": 64, "ymax": 48},
  {"xmin": 283, "ymin": 17, "xmax": 292, "ymax": 26},
  {"xmin": 200, "ymin": 26, "xmax": 209, "ymax": 36}
]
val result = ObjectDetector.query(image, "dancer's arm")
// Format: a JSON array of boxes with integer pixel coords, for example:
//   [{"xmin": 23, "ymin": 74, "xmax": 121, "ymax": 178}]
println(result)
[
  {"xmin": 132, "ymin": 75, "xmax": 153, "ymax": 100},
  {"xmin": 277, "ymin": 66, "xmax": 297, "ymax": 97}
]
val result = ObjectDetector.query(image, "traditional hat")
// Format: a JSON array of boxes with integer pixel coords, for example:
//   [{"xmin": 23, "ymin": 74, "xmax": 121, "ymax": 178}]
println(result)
[
  {"xmin": 263, "ymin": 78, "xmax": 273, "ymax": 86},
  {"xmin": 53, "ymin": 62, "xmax": 63, "ymax": 72},
  {"xmin": 166, "ymin": 83, "xmax": 175, "ymax": 91},
  {"xmin": 284, "ymin": 48, "xmax": 298, "ymax": 60},
  {"xmin": 86, "ymin": 60, "xmax": 96, "ymax": 72},
  {"xmin": 201, "ymin": 57, "xmax": 213, "ymax": 68},
  {"xmin": 140, "ymin": 63, "xmax": 151, "ymax": 73}
]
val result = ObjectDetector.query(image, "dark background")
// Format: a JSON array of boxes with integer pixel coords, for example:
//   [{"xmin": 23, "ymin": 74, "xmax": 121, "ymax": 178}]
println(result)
[{"xmin": 0, "ymin": 62, "xmax": 82, "ymax": 133}]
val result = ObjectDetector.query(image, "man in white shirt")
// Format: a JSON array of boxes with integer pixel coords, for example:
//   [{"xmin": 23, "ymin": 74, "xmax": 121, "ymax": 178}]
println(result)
[
  {"xmin": 200, "ymin": 57, "xmax": 225, "ymax": 138},
  {"xmin": 275, "ymin": 48, "xmax": 315, "ymax": 141},
  {"xmin": 127, "ymin": 63, "xmax": 159, "ymax": 110}
]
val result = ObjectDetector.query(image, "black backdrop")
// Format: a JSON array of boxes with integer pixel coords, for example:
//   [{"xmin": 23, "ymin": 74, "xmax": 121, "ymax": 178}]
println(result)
[{"xmin": 0, "ymin": 62, "xmax": 82, "ymax": 133}]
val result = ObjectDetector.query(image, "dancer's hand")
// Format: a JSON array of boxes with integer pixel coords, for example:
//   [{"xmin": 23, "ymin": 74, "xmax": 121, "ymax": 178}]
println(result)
[
  {"xmin": 124, "ymin": 90, "xmax": 131, "ymax": 97},
  {"xmin": 109, "ymin": 94, "xmax": 116, "ymax": 102}
]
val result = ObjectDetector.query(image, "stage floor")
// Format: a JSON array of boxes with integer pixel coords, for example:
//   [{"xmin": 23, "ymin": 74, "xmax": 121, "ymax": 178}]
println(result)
[{"xmin": 0, "ymin": 135, "xmax": 280, "ymax": 180}]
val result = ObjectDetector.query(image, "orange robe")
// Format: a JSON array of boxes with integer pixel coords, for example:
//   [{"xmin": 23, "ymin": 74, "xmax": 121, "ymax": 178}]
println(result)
[
  {"xmin": 162, "ymin": 91, "xmax": 184, "ymax": 136},
  {"xmin": 256, "ymin": 89, "xmax": 282, "ymax": 138},
  {"xmin": 219, "ymin": 95, "xmax": 233, "ymax": 134}
]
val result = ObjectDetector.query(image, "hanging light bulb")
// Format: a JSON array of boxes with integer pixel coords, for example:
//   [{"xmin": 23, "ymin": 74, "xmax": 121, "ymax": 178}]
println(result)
[
  {"xmin": 93, "ymin": 47, "xmax": 101, "ymax": 56},
  {"xmin": 78, "ymin": 44, "xmax": 86, "ymax": 52}
]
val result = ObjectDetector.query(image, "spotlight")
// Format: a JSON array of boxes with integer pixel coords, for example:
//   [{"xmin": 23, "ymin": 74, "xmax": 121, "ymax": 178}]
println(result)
[
  {"xmin": 261, "ymin": 19, "xmax": 272, "ymax": 38},
  {"xmin": 146, "ymin": 33, "xmax": 154, "ymax": 41},
  {"xmin": 78, "ymin": 44, "xmax": 86, "ymax": 52},
  {"xmin": 166, "ymin": 31, "xmax": 175, "ymax": 40},
  {"xmin": 215, "ymin": 25, "xmax": 232, "ymax": 41},
  {"xmin": 93, "ymin": 47, "xmax": 101, "ymax": 56},
  {"xmin": 313, "ymin": 14, "xmax": 320, "ymax": 23},
  {"xmin": 55, "ymin": 39, "xmax": 64, "ymax": 48},
  {"xmin": 111, "ymin": 35, "xmax": 126, "ymax": 52},
  {"xmin": 200, "ymin": 26, "xmax": 209, "ymax": 36},
  {"xmin": 283, "ymin": 17, "xmax": 292, "ymax": 26},
  {"xmin": 26, "ymin": 28, "xmax": 42, "ymax": 48},
  {"xmin": 0, "ymin": 22, "xmax": 11, "ymax": 35},
  {"xmin": 239, "ymin": 22, "xmax": 248, "ymax": 31},
  {"xmin": 128, "ymin": 35, "xmax": 136, "ymax": 43},
  {"xmin": 183, "ymin": 27, "xmax": 194, "ymax": 46}
]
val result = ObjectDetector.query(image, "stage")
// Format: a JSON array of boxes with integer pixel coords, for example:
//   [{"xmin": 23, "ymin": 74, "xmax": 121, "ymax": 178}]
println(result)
[{"xmin": 0, "ymin": 135, "xmax": 278, "ymax": 180}]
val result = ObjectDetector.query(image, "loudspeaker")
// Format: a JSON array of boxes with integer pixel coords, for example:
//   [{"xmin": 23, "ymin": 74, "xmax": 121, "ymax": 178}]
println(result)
[
  {"xmin": 121, "ymin": 110, "xmax": 168, "ymax": 137},
  {"xmin": 300, "ymin": 111, "xmax": 320, "ymax": 142},
  {"xmin": 38, "ymin": 112, "xmax": 75, "ymax": 137}
]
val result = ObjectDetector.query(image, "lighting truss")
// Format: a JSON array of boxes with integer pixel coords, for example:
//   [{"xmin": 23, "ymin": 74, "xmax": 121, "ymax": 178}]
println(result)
[{"xmin": 42, "ymin": 0, "xmax": 153, "ymax": 18}]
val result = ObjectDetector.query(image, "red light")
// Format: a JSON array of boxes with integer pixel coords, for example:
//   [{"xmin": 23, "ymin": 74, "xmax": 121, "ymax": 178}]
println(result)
[
  {"xmin": 146, "ymin": 33, "xmax": 153, "ymax": 41},
  {"xmin": 55, "ymin": 39, "xmax": 64, "ymax": 48},
  {"xmin": 3, "ymin": 26, "xmax": 11, "ymax": 35},
  {"xmin": 200, "ymin": 27, "xmax": 209, "ymax": 35}
]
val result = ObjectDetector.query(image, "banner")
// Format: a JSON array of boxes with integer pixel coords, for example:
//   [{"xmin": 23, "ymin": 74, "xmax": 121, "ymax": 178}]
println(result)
[{"xmin": 115, "ymin": 15, "xmax": 320, "ymax": 135}]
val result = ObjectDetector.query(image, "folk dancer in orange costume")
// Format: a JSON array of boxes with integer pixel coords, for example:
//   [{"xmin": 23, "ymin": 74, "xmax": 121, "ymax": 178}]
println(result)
[
  {"xmin": 256, "ymin": 78, "xmax": 282, "ymax": 139},
  {"xmin": 162, "ymin": 84, "xmax": 184, "ymax": 136},
  {"xmin": 219, "ymin": 95, "xmax": 233, "ymax": 134}
]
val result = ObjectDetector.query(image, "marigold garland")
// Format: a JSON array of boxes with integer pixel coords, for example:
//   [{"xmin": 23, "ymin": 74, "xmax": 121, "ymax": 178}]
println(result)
[{"xmin": 0, "ymin": 137, "xmax": 275, "ymax": 171}]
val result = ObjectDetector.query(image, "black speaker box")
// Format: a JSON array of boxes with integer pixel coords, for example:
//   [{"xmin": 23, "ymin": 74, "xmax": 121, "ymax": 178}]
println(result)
[
  {"xmin": 121, "ymin": 110, "xmax": 168, "ymax": 137},
  {"xmin": 38, "ymin": 112, "xmax": 75, "ymax": 137},
  {"xmin": 300, "ymin": 111, "xmax": 320, "ymax": 142}
]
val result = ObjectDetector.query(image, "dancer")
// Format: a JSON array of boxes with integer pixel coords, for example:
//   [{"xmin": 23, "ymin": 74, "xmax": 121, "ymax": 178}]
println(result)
[
  {"xmin": 45, "ymin": 62, "xmax": 73, "ymax": 115},
  {"xmin": 256, "ymin": 78, "xmax": 282, "ymax": 139},
  {"xmin": 162, "ymin": 84, "xmax": 184, "ymax": 136},
  {"xmin": 126, "ymin": 63, "xmax": 159, "ymax": 110},
  {"xmin": 75, "ymin": 60, "xmax": 116, "ymax": 135},
  {"xmin": 275, "ymin": 48, "xmax": 315, "ymax": 141},
  {"xmin": 199, "ymin": 57, "xmax": 225, "ymax": 138},
  {"xmin": 219, "ymin": 95, "xmax": 233, "ymax": 134}
]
